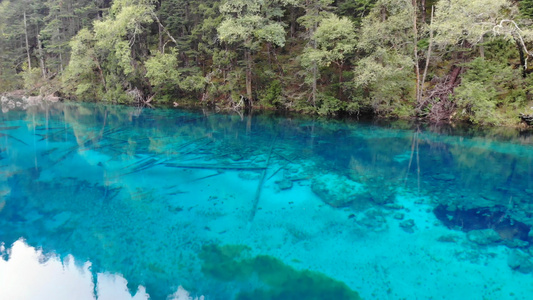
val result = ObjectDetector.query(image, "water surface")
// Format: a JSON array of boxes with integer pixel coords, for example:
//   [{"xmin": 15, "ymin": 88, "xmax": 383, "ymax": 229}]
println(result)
[{"xmin": 1, "ymin": 102, "xmax": 533, "ymax": 299}]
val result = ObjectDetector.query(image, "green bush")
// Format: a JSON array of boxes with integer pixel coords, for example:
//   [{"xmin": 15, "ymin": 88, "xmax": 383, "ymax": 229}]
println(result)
[{"xmin": 454, "ymin": 58, "xmax": 528, "ymax": 125}]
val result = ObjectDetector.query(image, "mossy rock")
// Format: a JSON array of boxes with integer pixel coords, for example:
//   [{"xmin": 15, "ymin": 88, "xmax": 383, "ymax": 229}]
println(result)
[
  {"xmin": 200, "ymin": 244, "xmax": 362, "ymax": 300},
  {"xmin": 311, "ymin": 173, "xmax": 370, "ymax": 208}
]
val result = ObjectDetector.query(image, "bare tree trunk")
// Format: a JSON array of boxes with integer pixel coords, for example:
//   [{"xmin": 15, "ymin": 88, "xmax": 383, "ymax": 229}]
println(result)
[
  {"xmin": 311, "ymin": 20, "xmax": 318, "ymax": 107},
  {"xmin": 515, "ymin": 38, "xmax": 527, "ymax": 78},
  {"xmin": 23, "ymin": 11, "xmax": 32, "ymax": 70},
  {"xmin": 338, "ymin": 61, "xmax": 344, "ymax": 99},
  {"xmin": 95, "ymin": 60, "xmax": 107, "ymax": 92},
  {"xmin": 245, "ymin": 48, "xmax": 253, "ymax": 100},
  {"xmin": 421, "ymin": 6, "xmax": 434, "ymax": 99},
  {"xmin": 447, "ymin": 66, "xmax": 462, "ymax": 89},
  {"xmin": 312, "ymin": 63, "xmax": 317, "ymax": 106},
  {"xmin": 37, "ymin": 35, "xmax": 46, "ymax": 78},
  {"xmin": 59, "ymin": 52, "xmax": 64, "ymax": 73},
  {"xmin": 412, "ymin": 0, "xmax": 421, "ymax": 104},
  {"xmin": 381, "ymin": 5, "xmax": 387, "ymax": 22},
  {"xmin": 158, "ymin": 23, "xmax": 164, "ymax": 53},
  {"xmin": 421, "ymin": 0, "xmax": 426, "ymax": 23}
]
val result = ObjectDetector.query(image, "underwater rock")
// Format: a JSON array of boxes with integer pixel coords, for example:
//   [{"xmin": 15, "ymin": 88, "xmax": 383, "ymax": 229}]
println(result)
[
  {"xmin": 230, "ymin": 154, "xmax": 243, "ymax": 162},
  {"xmin": 467, "ymin": 229, "xmax": 502, "ymax": 245},
  {"xmin": 275, "ymin": 179, "xmax": 293, "ymax": 190},
  {"xmin": 437, "ymin": 234, "xmax": 460, "ymax": 243},
  {"xmin": 507, "ymin": 249, "xmax": 533, "ymax": 274},
  {"xmin": 433, "ymin": 204, "xmax": 531, "ymax": 242},
  {"xmin": 393, "ymin": 213, "xmax": 405, "ymax": 220},
  {"xmin": 399, "ymin": 219, "xmax": 416, "ymax": 233},
  {"xmin": 432, "ymin": 173, "xmax": 456, "ymax": 181},
  {"xmin": 359, "ymin": 209, "xmax": 388, "ymax": 231},
  {"xmin": 311, "ymin": 173, "xmax": 368, "ymax": 208},
  {"xmin": 238, "ymin": 171, "xmax": 261, "ymax": 180},
  {"xmin": 504, "ymin": 239, "xmax": 529, "ymax": 248}
]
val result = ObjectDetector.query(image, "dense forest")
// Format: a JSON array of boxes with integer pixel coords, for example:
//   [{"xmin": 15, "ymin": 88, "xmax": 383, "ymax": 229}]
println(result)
[{"xmin": 2, "ymin": 0, "xmax": 533, "ymax": 125}]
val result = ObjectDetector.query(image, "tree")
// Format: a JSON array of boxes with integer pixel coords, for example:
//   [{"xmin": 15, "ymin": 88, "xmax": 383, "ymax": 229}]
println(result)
[
  {"xmin": 354, "ymin": 0, "xmax": 417, "ymax": 116},
  {"xmin": 297, "ymin": 0, "xmax": 333, "ymax": 106},
  {"xmin": 217, "ymin": 0, "xmax": 296, "ymax": 101},
  {"xmin": 312, "ymin": 15, "xmax": 356, "ymax": 98}
]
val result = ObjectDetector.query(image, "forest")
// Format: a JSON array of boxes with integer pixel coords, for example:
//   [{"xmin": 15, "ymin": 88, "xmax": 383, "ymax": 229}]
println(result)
[{"xmin": 2, "ymin": 0, "xmax": 533, "ymax": 125}]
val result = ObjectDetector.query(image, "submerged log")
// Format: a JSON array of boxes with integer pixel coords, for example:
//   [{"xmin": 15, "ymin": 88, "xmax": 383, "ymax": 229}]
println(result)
[{"xmin": 164, "ymin": 163, "xmax": 266, "ymax": 170}]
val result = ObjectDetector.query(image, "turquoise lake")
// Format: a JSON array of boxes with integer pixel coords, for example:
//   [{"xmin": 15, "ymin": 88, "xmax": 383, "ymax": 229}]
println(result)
[{"xmin": 1, "ymin": 101, "xmax": 533, "ymax": 299}]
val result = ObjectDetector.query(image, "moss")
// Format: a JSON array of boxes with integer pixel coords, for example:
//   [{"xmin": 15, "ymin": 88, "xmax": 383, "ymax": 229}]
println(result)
[{"xmin": 199, "ymin": 244, "xmax": 362, "ymax": 300}]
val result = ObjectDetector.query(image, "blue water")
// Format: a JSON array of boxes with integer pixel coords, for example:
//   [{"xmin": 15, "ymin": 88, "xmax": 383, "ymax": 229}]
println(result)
[{"xmin": 1, "ymin": 102, "xmax": 533, "ymax": 299}]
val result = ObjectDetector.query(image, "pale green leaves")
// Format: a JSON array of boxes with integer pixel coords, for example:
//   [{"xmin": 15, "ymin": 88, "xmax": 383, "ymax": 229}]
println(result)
[
  {"xmin": 433, "ymin": 0, "xmax": 510, "ymax": 46},
  {"xmin": 217, "ymin": 0, "xmax": 291, "ymax": 48},
  {"xmin": 255, "ymin": 23, "xmax": 286, "ymax": 47},
  {"xmin": 358, "ymin": 0, "xmax": 414, "ymax": 51},
  {"xmin": 145, "ymin": 50, "xmax": 181, "ymax": 87},
  {"xmin": 94, "ymin": 3, "xmax": 154, "ymax": 49},
  {"xmin": 313, "ymin": 15, "xmax": 356, "ymax": 65},
  {"xmin": 217, "ymin": 15, "xmax": 263, "ymax": 44}
]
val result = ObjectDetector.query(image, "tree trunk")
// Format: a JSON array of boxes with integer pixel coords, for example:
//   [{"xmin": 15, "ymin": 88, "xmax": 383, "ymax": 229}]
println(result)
[
  {"xmin": 37, "ymin": 35, "xmax": 46, "ymax": 78},
  {"xmin": 421, "ymin": 6, "xmax": 434, "ymax": 100},
  {"xmin": 338, "ymin": 61, "xmax": 344, "ymax": 99},
  {"xmin": 311, "ymin": 20, "xmax": 318, "ymax": 107},
  {"xmin": 412, "ymin": 0, "xmax": 421, "ymax": 104},
  {"xmin": 158, "ymin": 23, "xmax": 164, "ymax": 54},
  {"xmin": 59, "ymin": 52, "xmax": 63, "ymax": 73},
  {"xmin": 245, "ymin": 48, "xmax": 253, "ymax": 100},
  {"xmin": 515, "ymin": 37, "xmax": 527, "ymax": 78},
  {"xmin": 447, "ymin": 66, "xmax": 462, "ymax": 89},
  {"xmin": 421, "ymin": 0, "xmax": 426, "ymax": 23},
  {"xmin": 23, "ymin": 11, "xmax": 32, "ymax": 70},
  {"xmin": 381, "ymin": 5, "xmax": 387, "ymax": 22}
]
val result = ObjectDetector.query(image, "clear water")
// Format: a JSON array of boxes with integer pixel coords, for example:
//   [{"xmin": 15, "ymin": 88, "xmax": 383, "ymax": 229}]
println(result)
[{"xmin": 1, "ymin": 102, "xmax": 533, "ymax": 299}]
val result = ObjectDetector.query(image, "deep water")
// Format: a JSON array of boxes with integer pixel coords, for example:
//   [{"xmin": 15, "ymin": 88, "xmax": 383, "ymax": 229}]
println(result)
[{"xmin": 1, "ymin": 102, "xmax": 533, "ymax": 299}]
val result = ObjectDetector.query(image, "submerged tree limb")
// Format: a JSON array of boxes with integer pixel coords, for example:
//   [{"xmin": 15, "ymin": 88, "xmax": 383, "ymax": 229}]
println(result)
[
  {"xmin": 249, "ymin": 136, "xmax": 277, "ymax": 222},
  {"xmin": 164, "ymin": 163, "xmax": 266, "ymax": 170}
]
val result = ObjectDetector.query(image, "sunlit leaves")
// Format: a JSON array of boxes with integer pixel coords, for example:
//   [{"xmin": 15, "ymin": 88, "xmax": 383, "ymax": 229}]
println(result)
[
  {"xmin": 145, "ymin": 49, "xmax": 181, "ymax": 87},
  {"xmin": 313, "ymin": 15, "xmax": 356, "ymax": 65},
  {"xmin": 433, "ymin": 0, "xmax": 509, "ymax": 46}
]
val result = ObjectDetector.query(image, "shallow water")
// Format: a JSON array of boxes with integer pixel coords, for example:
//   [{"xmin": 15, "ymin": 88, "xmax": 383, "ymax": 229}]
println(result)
[{"xmin": 1, "ymin": 102, "xmax": 533, "ymax": 299}]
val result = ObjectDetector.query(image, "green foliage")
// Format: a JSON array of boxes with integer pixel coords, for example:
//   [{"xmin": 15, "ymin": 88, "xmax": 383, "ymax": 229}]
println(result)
[
  {"xmin": 22, "ymin": 67, "xmax": 43, "ymax": 94},
  {"xmin": 218, "ymin": 0, "xmax": 292, "ymax": 48},
  {"xmin": 62, "ymin": 28, "xmax": 104, "ymax": 100},
  {"xmin": 1, "ymin": 0, "xmax": 533, "ymax": 125},
  {"xmin": 313, "ymin": 15, "xmax": 357, "ymax": 66},
  {"xmin": 454, "ymin": 58, "xmax": 528, "ymax": 125},
  {"xmin": 336, "ymin": 0, "xmax": 376, "ymax": 25},
  {"xmin": 317, "ymin": 94, "xmax": 345, "ymax": 115},
  {"xmin": 520, "ymin": 0, "xmax": 533, "ymax": 18},
  {"xmin": 145, "ymin": 49, "xmax": 181, "ymax": 87},
  {"xmin": 260, "ymin": 79, "xmax": 283, "ymax": 107},
  {"xmin": 354, "ymin": 0, "xmax": 416, "ymax": 117},
  {"xmin": 433, "ymin": 0, "xmax": 508, "ymax": 47}
]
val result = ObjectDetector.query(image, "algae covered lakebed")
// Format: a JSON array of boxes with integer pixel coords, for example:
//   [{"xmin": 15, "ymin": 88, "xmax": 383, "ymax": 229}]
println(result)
[{"xmin": 1, "ymin": 101, "xmax": 533, "ymax": 299}]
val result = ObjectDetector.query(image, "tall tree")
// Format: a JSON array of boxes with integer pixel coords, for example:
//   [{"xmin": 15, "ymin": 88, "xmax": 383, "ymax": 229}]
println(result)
[
  {"xmin": 217, "ymin": 0, "xmax": 296, "ymax": 100},
  {"xmin": 297, "ymin": 0, "xmax": 333, "ymax": 106},
  {"xmin": 354, "ymin": 0, "xmax": 418, "ymax": 116}
]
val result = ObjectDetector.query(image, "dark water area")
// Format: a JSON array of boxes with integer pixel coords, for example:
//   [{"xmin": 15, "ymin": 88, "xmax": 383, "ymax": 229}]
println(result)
[{"xmin": 1, "ymin": 101, "xmax": 533, "ymax": 299}]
